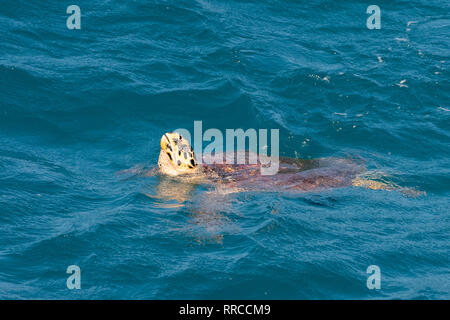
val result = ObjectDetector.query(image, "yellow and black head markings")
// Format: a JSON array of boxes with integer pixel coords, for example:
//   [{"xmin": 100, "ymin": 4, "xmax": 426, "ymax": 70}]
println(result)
[{"xmin": 158, "ymin": 133, "xmax": 199, "ymax": 176}]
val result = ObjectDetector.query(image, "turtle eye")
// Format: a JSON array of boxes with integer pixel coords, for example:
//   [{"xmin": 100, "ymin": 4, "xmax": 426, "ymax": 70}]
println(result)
[{"xmin": 166, "ymin": 153, "xmax": 172, "ymax": 161}]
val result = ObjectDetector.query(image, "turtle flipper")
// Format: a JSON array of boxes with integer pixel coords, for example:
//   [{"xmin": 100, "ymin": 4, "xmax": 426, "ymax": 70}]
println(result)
[
  {"xmin": 352, "ymin": 171, "xmax": 425, "ymax": 197},
  {"xmin": 352, "ymin": 177, "xmax": 395, "ymax": 191}
]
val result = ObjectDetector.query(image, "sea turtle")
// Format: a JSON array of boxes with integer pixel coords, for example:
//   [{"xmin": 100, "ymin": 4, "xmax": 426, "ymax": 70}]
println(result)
[
  {"xmin": 139, "ymin": 132, "xmax": 420, "ymax": 243},
  {"xmin": 155, "ymin": 132, "xmax": 399, "ymax": 196}
]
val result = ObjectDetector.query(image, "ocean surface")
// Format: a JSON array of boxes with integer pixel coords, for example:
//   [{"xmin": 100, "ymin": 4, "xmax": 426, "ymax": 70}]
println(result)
[{"xmin": 0, "ymin": 0, "xmax": 449, "ymax": 299}]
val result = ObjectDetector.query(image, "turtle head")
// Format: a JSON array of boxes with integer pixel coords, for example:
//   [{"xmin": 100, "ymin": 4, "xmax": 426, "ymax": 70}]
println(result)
[{"xmin": 158, "ymin": 133, "xmax": 199, "ymax": 176}]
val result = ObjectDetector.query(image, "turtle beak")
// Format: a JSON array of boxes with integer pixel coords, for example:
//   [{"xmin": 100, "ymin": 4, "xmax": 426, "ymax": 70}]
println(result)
[
  {"xmin": 160, "ymin": 133, "xmax": 176, "ymax": 164},
  {"xmin": 160, "ymin": 133, "xmax": 172, "ymax": 152}
]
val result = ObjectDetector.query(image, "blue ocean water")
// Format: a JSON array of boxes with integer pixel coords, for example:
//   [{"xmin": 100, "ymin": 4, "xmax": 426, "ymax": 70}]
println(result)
[{"xmin": 0, "ymin": 0, "xmax": 449, "ymax": 299}]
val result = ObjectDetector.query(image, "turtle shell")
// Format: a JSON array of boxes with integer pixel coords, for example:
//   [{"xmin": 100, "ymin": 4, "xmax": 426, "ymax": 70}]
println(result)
[{"xmin": 200, "ymin": 152, "xmax": 365, "ymax": 191}]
